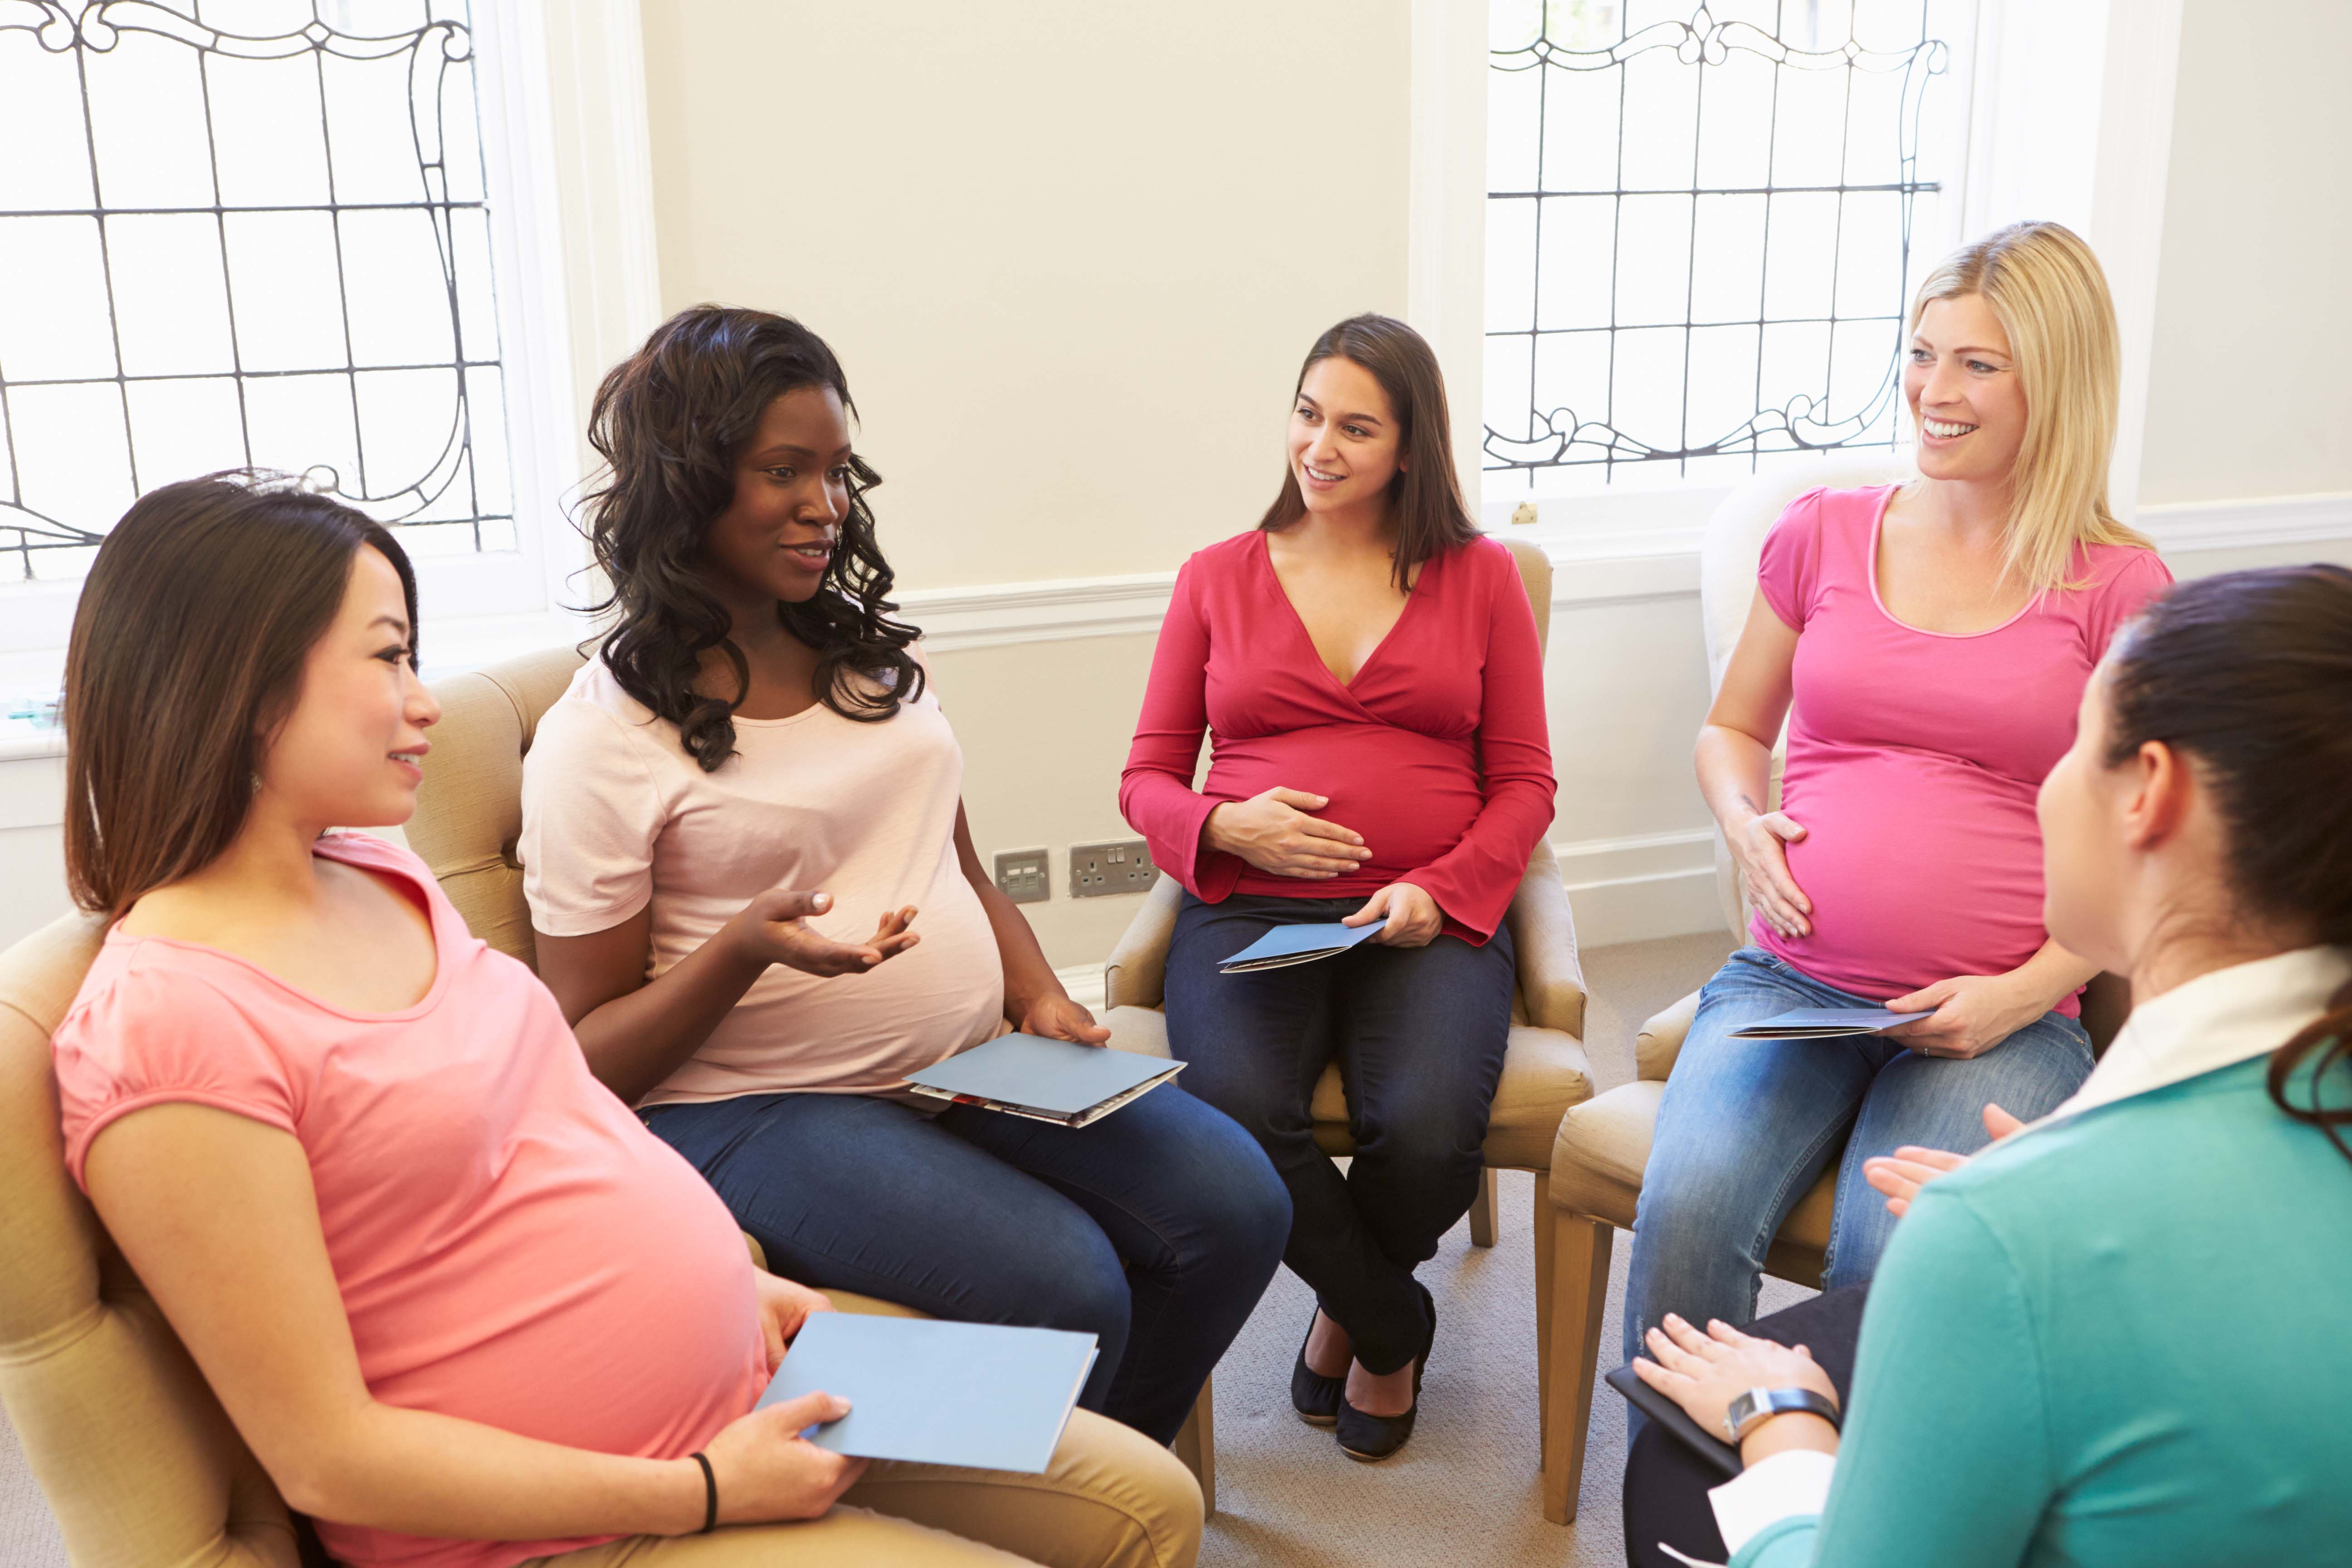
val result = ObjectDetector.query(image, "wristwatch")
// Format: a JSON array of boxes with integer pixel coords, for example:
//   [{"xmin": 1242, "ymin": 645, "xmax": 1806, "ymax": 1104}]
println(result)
[{"xmin": 1724, "ymin": 1386, "xmax": 1841, "ymax": 1444}]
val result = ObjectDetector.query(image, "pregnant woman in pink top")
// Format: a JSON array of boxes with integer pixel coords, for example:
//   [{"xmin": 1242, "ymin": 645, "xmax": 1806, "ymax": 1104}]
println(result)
[
  {"xmin": 523, "ymin": 308, "xmax": 1287, "ymax": 1451},
  {"xmin": 1622, "ymin": 224, "xmax": 2173, "ymax": 1370},
  {"xmin": 47, "ymin": 475, "xmax": 1199, "ymax": 1568}
]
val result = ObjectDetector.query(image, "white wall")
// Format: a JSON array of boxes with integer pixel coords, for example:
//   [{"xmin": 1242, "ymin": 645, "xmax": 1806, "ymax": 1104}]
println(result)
[{"xmin": 2138, "ymin": 0, "xmax": 2352, "ymax": 505}]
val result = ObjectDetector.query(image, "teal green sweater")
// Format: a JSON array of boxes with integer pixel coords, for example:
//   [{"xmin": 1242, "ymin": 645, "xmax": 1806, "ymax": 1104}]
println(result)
[{"xmin": 1736, "ymin": 1056, "xmax": 2352, "ymax": 1567}]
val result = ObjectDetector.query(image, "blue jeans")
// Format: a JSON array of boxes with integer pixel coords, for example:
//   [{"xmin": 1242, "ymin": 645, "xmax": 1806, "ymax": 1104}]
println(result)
[
  {"xmin": 643, "ymin": 1082, "xmax": 1289, "ymax": 1445},
  {"xmin": 1622, "ymin": 946, "xmax": 2093, "ymax": 1368},
  {"xmin": 1164, "ymin": 892, "xmax": 1516, "ymax": 1374}
]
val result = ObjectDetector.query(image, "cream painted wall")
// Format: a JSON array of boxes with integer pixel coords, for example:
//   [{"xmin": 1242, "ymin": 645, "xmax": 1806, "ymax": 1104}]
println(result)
[
  {"xmin": 2137, "ymin": 0, "xmax": 2352, "ymax": 505},
  {"xmin": 637, "ymin": 0, "xmax": 1412, "ymax": 588}
]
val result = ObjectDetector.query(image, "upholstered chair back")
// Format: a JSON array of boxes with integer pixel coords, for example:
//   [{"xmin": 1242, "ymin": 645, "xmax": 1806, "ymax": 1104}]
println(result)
[
  {"xmin": 402, "ymin": 647, "xmax": 591, "ymax": 970},
  {"xmin": 0, "ymin": 908, "xmax": 307, "ymax": 1568}
]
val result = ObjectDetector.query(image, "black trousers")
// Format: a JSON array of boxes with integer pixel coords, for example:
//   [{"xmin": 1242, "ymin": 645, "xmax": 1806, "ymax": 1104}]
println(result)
[
  {"xmin": 1622, "ymin": 1285, "xmax": 1870, "ymax": 1568},
  {"xmin": 1163, "ymin": 891, "xmax": 1516, "ymax": 1374}
]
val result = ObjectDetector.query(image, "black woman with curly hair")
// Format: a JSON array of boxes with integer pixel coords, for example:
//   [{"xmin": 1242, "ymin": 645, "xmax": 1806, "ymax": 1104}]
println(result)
[{"xmin": 520, "ymin": 306, "xmax": 1289, "ymax": 1446}]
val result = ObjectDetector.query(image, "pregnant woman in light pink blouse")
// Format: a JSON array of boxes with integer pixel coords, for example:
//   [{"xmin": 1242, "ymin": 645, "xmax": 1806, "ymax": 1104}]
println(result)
[{"xmin": 1622, "ymin": 223, "xmax": 2173, "ymax": 1371}]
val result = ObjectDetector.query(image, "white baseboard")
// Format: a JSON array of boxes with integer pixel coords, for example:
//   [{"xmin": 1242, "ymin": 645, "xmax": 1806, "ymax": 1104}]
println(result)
[{"xmin": 1553, "ymin": 828, "xmax": 1726, "ymax": 947}]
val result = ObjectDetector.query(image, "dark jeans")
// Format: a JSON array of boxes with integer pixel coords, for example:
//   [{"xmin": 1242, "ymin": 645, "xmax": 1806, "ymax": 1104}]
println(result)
[
  {"xmin": 1621, "ymin": 1286, "xmax": 1869, "ymax": 1568},
  {"xmin": 1164, "ymin": 891, "xmax": 1515, "ymax": 1374},
  {"xmin": 642, "ymin": 1081, "xmax": 1289, "ymax": 1445}
]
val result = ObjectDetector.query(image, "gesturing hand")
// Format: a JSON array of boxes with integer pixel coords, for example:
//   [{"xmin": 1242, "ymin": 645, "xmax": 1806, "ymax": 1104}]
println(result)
[
  {"xmin": 727, "ymin": 892, "xmax": 919, "ymax": 979},
  {"xmin": 1730, "ymin": 810, "xmax": 1813, "ymax": 939},
  {"xmin": 1883, "ymin": 973, "xmax": 2047, "ymax": 1058},
  {"xmin": 1862, "ymin": 1102, "xmax": 2026, "ymax": 1219},
  {"xmin": 1019, "ymin": 992, "xmax": 1112, "ymax": 1047},
  {"xmin": 699, "ymin": 1391, "xmax": 867, "ymax": 1526},
  {"xmin": 753, "ymin": 1271, "xmax": 835, "ymax": 1373},
  {"xmin": 1344, "ymin": 882, "xmax": 1442, "ymax": 947},
  {"xmin": 1631, "ymin": 1313, "xmax": 1839, "ymax": 1453},
  {"xmin": 1203, "ymin": 788, "xmax": 1373, "ymax": 879}
]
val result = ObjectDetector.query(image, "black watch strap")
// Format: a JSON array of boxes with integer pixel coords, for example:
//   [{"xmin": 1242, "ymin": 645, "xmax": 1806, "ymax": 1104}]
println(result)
[{"xmin": 1724, "ymin": 1386, "xmax": 1841, "ymax": 1443}]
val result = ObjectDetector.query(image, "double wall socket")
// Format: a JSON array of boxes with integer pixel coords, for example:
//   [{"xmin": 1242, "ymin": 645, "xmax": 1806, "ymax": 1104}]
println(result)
[
  {"xmin": 992, "ymin": 848, "xmax": 1051, "ymax": 905},
  {"xmin": 1070, "ymin": 839, "xmax": 1158, "ymax": 898}
]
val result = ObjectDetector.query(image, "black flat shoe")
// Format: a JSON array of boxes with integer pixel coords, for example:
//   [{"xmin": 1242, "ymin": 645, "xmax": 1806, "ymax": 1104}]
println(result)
[
  {"xmin": 1291, "ymin": 1312, "xmax": 1345, "ymax": 1426},
  {"xmin": 1336, "ymin": 1282, "xmax": 1435, "ymax": 1462}
]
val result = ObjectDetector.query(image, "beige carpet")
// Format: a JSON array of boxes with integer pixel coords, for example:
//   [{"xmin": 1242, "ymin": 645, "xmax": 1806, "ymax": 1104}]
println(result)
[{"xmin": 0, "ymin": 932, "xmax": 1765, "ymax": 1568}]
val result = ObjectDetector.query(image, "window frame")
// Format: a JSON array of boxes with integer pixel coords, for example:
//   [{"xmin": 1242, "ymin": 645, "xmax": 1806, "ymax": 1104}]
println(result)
[
  {"xmin": 0, "ymin": 0, "xmax": 659, "ymax": 686},
  {"xmin": 1411, "ymin": 0, "xmax": 2186, "ymax": 560}
]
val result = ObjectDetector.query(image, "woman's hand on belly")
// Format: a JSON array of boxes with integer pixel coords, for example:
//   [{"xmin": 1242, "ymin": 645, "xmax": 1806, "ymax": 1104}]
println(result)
[
  {"xmin": 1203, "ymin": 787, "xmax": 1376, "ymax": 878},
  {"xmin": 727, "ymin": 891, "xmax": 920, "ymax": 978},
  {"xmin": 1729, "ymin": 809, "xmax": 1814, "ymax": 939},
  {"xmin": 1882, "ymin": 971, "xmax": 2049, "ymax": 1058},
  {"xmin": 1344, "ymin": 881, "xmax": 1443, "ymax": 948},
  {"xmin": 754, "ymin": 1272, "xmax": 836, "ymax": 1372},
  {"xmin": 1018, "ymin": 992, "xmax": 1112, "ymax": 1047}
]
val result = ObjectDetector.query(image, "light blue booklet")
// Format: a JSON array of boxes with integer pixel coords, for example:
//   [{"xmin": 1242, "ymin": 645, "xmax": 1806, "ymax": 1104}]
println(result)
[
  {"xmin": 1219, "ymin": 918, "xmax": 1387, "ymax": 973},
  {"xmin": 1727, "ymin": 1007, "xmax": 1927, "ymax": 1039},
  {"xmin": 756, "ymin": 1312, "xmax": 1098, "ymax": 1473},
  {"xmin": 904, "ymin": 1033, "xmax": 1184, "ymax": 1127}
]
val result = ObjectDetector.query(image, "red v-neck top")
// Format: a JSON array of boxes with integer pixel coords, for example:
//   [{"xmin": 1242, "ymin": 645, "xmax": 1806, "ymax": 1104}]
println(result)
[{"xmin": 1120, "ymin": 530, "xmax": 1554, "ymax": 943}]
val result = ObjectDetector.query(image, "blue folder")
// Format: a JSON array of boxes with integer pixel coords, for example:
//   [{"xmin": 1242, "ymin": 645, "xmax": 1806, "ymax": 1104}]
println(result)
[
  {"xmin": 1727, "ymin": 1007, "xmax": 1929, "ymax": 1039},
  {"xmin": 757, "ymin": 1312, "xmax": 1098, "ymax": 1473},
  {"xmin": 903, "ymin": 1033, "xmax": 1184, "ymax": 1126},
  {"xmin": 1218, "ymin": 918, "xmax": 1387, "ymax": 972}
]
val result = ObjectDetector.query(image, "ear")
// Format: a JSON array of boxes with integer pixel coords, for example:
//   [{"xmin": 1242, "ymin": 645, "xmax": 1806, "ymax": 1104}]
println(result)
[{"xmin": 2120, "ymin": 738, "xmax": 2194, "ymax": 851}]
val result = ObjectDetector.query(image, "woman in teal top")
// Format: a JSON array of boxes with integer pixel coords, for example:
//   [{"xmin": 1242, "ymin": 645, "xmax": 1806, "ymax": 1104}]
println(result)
[{"xmin": 1630, "ymin": 563, "xmax": 2352, "ymax": 1566}]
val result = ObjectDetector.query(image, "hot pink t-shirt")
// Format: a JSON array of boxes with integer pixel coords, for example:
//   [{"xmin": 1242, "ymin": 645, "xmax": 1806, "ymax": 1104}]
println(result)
[
  {"xmin": 50, "ymin": 833, "xmax": 767, "ymax": 1568},
  {"xmin": 1754, "ymin": 486, "xmax": 2172, "ymax": 1012}
]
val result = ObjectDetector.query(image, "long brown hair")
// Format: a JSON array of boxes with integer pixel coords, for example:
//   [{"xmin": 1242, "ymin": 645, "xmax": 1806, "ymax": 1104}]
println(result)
[
  {"xmin": 62, "ymin": 472, "xmax": 418, "ymax": 916},
  {"xmin": 2102, "ymin": 564, "xmax": 2352, "ymax": 1164},
  {"xmin": 582, "ymin": 305, "xmax": 921, "ymax": 773},
  {"xmin": 1258, "ymin": 314, "xmax": 1480, "ymax": 589}
]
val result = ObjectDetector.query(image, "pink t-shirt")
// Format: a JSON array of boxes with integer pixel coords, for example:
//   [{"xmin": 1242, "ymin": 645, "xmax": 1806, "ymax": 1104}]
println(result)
[
  {"xmin": 50, "ymin": 833, "xmax": 767, "ymax": 1568},
  {"xmin": 1754, "ymin": 485, "xmax": 2172, "ymax": 1012},
  {"xmin": 519, "ymin": 655, "xmax": 1005, "ymax": 1105}
]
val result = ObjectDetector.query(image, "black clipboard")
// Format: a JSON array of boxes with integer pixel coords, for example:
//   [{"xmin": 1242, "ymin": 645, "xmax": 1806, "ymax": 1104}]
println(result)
[{"xmin": 1604, "ymin": 1362, "xmax": 1742, "ymax": 1477}]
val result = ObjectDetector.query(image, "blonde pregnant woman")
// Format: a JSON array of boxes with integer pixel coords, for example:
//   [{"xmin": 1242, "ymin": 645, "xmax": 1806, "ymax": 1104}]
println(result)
[{"xmin": 1622, "ymin": 223, "xmax": 2174, "ymax": 1368}]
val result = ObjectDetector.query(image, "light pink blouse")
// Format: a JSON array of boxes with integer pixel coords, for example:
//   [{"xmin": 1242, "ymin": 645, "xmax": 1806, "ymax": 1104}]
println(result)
[
  {"xmin": 51, "ymin": 833, "xmax": 767, "ymax": 1568},
  {"xmin": 519, "ymin": 655, "xmax": 1004, "ymax": 1104}
]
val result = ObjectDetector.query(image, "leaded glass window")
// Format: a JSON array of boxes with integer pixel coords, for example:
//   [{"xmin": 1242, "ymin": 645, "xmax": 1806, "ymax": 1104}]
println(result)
[
  {"xmin": 1485, "ymin": 0, "xmax": 1969, "ymax": 492},
  {"xmin": 0, "ymin": 0, "xmax": 512, "ymax": 584}
]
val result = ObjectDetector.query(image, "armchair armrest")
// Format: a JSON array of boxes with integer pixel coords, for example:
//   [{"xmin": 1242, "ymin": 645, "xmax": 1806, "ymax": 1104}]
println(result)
[
  {"xmin": 1506, "ymin": 840, "xmax": 1586, "ymax": 1039},
  {"xmin": 1635, "ymin": 989, "xmax": 1701, "ymax": 1083},
  {"xmin": 1104, "ymin": 877, "xmax": 1185, "ymax": 1010}
]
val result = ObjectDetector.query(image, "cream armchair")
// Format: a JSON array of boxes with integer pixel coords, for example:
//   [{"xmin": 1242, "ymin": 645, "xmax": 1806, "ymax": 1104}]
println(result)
[
  {"xmin": 1539, "ymin": 459, "xmax": 2132, "ymax": 1520},
  {"xmin": 1099, "ymin": 536, "xmax": 1601, "ymax": 1516}
]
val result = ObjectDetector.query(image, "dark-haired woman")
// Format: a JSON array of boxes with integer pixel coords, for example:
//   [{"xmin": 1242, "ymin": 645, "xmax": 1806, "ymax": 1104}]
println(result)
[
  {"xmin": 1624, "ymin": 564, "xmax": 2352, "ymax": 1567},
  {"xmin": 49, "ymin": 474, "xmax": 1203, "ymax": 1568},
  {"xmin": 522, "ymin": 306, "xmax": 1288, "ymax": 1449},
  {"xmin": 1121, "ymin": 315, "xmax": 1555, "ymax": 1460}
]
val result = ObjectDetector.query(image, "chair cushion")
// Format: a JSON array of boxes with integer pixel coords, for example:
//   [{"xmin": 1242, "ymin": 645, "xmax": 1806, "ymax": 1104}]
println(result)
[
  {"xmin": 1105, "ymin": 1006, "xmax": 1592, "ymax": 1171},
  {"xmin": 1547, "ymin": 1078, "xmax": 1830, "ymax": 1288},
  {"xmin": 2, "ymin": 911, "xmax": 303, "ymax": 1568}
]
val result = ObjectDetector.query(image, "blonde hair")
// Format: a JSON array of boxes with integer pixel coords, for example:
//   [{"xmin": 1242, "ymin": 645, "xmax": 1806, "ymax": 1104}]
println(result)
[{"xmin": 1910, "ymin": 221, "xmax": 2149, "ymax": 591}]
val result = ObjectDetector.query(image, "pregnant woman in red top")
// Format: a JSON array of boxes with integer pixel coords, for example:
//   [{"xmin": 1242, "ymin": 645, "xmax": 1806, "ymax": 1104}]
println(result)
[{"xmin": 1122, "ymin": 315, "xmax": 1555, "ymax": 1462}]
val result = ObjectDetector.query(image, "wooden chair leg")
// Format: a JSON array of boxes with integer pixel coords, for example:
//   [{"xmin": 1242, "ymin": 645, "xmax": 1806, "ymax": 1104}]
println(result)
[
  {"xmin": 1174, "ymin": 1374, "xmax": 1215, "ymax": 1517},
  {"xmin": 1532, "ymin": 1174, "xmax": 1553, "ymax": 1460},
  {"xmin": 1467, "ymin": 1165, "xmax": 1500, "ymax": 1248},
  {"xmin": 1540, "ymin": 1210, "xmax": 1613, "ymax": 1525}
]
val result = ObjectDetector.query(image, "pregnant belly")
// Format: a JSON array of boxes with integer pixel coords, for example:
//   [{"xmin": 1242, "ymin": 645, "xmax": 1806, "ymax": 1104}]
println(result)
[
  {"xmin": 1770, "ymin": 758, "xmax": 2051, "ymax": 1000},
  {"xmin": 1209, "ymin": 723, "xmax": 1483, "ymax": 883}
]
